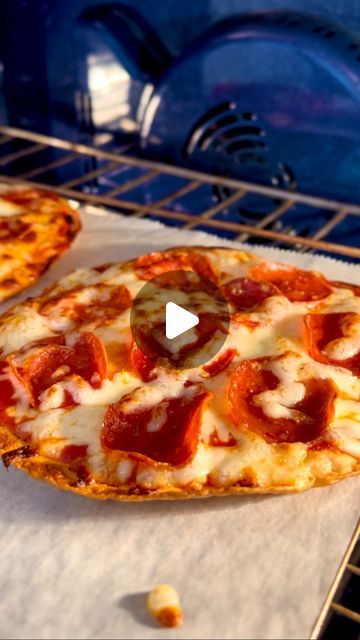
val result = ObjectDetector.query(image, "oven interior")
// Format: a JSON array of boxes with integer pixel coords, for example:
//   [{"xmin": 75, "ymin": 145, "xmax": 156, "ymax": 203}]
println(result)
[{"xmin": 0, "ymin": 2, "xmax": 359, "ymax": 637}]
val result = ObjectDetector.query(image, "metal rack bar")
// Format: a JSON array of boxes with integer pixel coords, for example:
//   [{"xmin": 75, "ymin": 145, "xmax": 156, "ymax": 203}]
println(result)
[
  {"xmin": 311, "ymin": 520, "xmax": 360, "ymax": 639},
  {"xmin": 133, "ymin": 180, "xmax": 202, "ymax": 218},
  {"xmin": 183, "ymin": 189, "xmax": 246, "ymax": 230},
  {"xmin": 18, "ymin": 152, "xmax": 80, "ymax": 180},
  {"xmin": 312, "ymin": 208, "xmax": 349, "ymax": 240},
  {"xmin": 237, "ymin": 199, "xmax": 294, "ymax": 241},
  {"xmin": 330, "ymin": 603, "xmax": 360, "ymax": 624},
  {"xmin": 0, "ymin": 135, "xmax": 12, "ymax": 146},
  {"xmin": 0, "ymin": 173, "xmax": 359, "ymax": 260},
  {"xmin": 0, "ymin": 125, "xmax": 359, "ymax": 263},
  {"xmin": 17, "ymin": 140, "xmax": 135, "ymax": 183},
  {"xmin": 144, "ymin": 206, "xmax": 360, "ymax": 258},
  {"xmin": 106, "ymin": 169, "xmax": 159, "ymax": 197},
  {"xmin": 62, "ymin": 161, "xmax": 119, "ymax": 189},
  {"xmin": 347, "ymin": 563, "xmax": 360, "ymax": 576},
  {"xmin": 252, "ymin": 199, "xmax": 295, "ymax": 229},
  {"xmin": 1, "ymin": 125, "xmax": 360, "ymax": 215},
  {"xmin": 0, "ymin": 142, "xmax": 46, "ymax": 166}
]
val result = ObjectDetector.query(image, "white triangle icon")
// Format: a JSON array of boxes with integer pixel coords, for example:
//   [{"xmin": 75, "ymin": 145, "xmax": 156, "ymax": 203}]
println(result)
[{"xmin": 165, "ymin": 302, "xmax": 199, "ymax": 340}]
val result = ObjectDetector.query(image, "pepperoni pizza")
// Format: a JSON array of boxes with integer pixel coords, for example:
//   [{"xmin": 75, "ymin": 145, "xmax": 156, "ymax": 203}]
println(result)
[
  {"xmin": 0, "ymin": 185, "xmax": 81, "ymax": 303},
  {"xmin": 0, "ymin": 247, "xmax": 359, "ymax": 499}
]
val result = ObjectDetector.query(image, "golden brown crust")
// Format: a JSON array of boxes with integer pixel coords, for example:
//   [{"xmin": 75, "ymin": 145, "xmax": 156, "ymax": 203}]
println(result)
[
  {"xmin": 6, "ymin": 451, "xmax": 360, "ymax": 501},
  {"xmin": 1, "ymin": 420, "xmax": 358, "ymax": 501},
  {"xmin": 0, "ymin": 188, "xmax": 81, "ymax": 303}
]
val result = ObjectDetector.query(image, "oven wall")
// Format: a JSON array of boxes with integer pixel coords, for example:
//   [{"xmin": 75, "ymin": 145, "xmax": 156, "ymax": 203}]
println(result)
[{"xmin": 0, "ymin": 1, "xmax": 359, "ymax": 203}]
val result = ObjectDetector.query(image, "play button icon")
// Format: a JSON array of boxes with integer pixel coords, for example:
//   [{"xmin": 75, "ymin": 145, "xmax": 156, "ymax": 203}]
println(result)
[
  {"xmin": 130, "ymin": 269, "xmax": 230, "ymax": 369},
  {"xmin": 165, "ymin": 302, "xmax": 199, "ymax": 340}
]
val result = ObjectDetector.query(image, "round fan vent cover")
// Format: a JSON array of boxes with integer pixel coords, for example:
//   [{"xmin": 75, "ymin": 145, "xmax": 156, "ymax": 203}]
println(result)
[
  {"xmin": 141, "ymin": 11, "xmax": 360, "ymax": 202},
  {"xmin": 183, "ymin": 101, "xmax": 297, "ymax": 191}
]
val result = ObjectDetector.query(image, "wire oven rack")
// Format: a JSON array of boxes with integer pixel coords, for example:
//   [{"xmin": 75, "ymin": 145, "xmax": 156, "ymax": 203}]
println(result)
[
  {"xmin": 313, "ymin": 520, "xmax": 360, "ymax": 640},
  {"xmin": 0, "ymin": 125, "xmax": 358, "ymax": 638},
  {"xmin": 0, "ymin": 125, "xmax": 359, "ymax": 262}
]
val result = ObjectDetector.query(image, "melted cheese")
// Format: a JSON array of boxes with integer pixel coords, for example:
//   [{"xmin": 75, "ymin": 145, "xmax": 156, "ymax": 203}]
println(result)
[
  {"xmin": 253, "ymin": 382, "xmax": 305, "ymax": 420},
  {"xmin": 21, "ymin": 405, "xmax": 106, "ymax": 446},
  {"xmin": 324, "ymin": 337, "xmax": 360, "ymax": 361},
  {"xmin": 118, "ymin": 371, "xmax": 196, "ymax": 414},
  {"xmin": 332, "ymin": 421, "xmax": 360, "ymax": 458},
  {"xmin": 146, "ymin": 402, "xmax": 169, "ymax": 432},
  {"xmin": 0, "ymin": 306, "xmax": 54, "ymax": 355},
  {"xmin": 206, "ymin": 248, "xmax": 257, "ymax": 282},
  {"xmin": 117, "ymin": 459, "xmax": 134, "ymax": 483},
  {"xmin": 323, "ymin": 315, "xmax": 360, "ymax": 361},
  {"xmin": 0, "ymin": 197, "xmax": 23, "ymax": 217},
  {"xmin": 2, "ymin": 247, "xmax": 360, "ymax": 494},
  {"xmin": 324, "ymin": 293, "xmax": 360, "ymax": 314},
  {"xmin": 330, "ymin": 397, "xmax": 360, "ymax": 457},
  {"xmin": 39, "ymin": 371, "xmax": 140, "ymax": 411}
]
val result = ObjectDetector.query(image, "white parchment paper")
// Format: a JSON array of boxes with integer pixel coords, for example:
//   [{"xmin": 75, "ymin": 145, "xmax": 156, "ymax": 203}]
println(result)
[{"xmin": 0, "ymin": 206, "xmax": 359, "ymax": 640}]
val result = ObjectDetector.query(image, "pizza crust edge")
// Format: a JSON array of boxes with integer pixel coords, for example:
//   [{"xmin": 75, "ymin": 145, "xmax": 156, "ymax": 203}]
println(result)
[
  {"xmin": 1, "ymin": 422, "xmax": 358, "ymax": 501},
  {"xmin": 0, "ymin": 190, "xmax": 82, "ymax": 304}
]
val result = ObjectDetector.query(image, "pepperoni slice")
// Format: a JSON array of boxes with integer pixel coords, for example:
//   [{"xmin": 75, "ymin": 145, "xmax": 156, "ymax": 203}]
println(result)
[
  {"xmin": 331, "ymin": 281, "xmax": 360, "ymax": 296},
  {"xmin": 72, "ymin": 333, "xmax": 108, "ymax": 384},
  {"xmin": 304, "ymin": 312, "xmax": 360, "ymax": 375},
  {"xmin": 227, "ymin": 358, "xmax": 336, "ymax": 443},
  {"xmin": 188, "ymin": 252, "xmax": 218, "ymax": 284},
  {"xmin": 132, "ymin": 320, "xmax": 168, "ymax": 361},
  {"xmin": 130, "ymin": 344, "xmax": 157, "ymax": 382},
  {"xmin": 40, "ymin": 284, "xmax": 131, "ymax": 325},
  {"xmin": 222, "ymin": 277, "xmax": 279, "ymax": 311},
  {"xmin": 249, "ymin": 262, "xmax": 333, "ymax": 302},
  {"xmin": 203, "ymin": 349, "xmax": 237, "ymax": 376},
  {"xmin": 8, "ymin": 332, "xmax": 108, "ymax": 407},
  {"xmin": 101, "ymin": 388, "xmax": 211, "ymax": 466},
  {"xmin": 189, "ymin": 312, "xmax": 228, "ymax": 353},
  {"xmin": 135, "ymin": 250, "xmax": 217, "ymax": 283},
  {"xmin": 0, "ymin": 361, "xmax": 16, "ymax": 426},
  {"xmin": 135, "ymin": 252, "xmax": 184, "ymax": 280}
]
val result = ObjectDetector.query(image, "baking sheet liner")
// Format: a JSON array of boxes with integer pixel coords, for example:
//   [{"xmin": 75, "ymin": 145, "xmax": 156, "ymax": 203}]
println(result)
[{"xmin": 0, "ymin": 205, "xmax": 359, "ymax": 640}]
